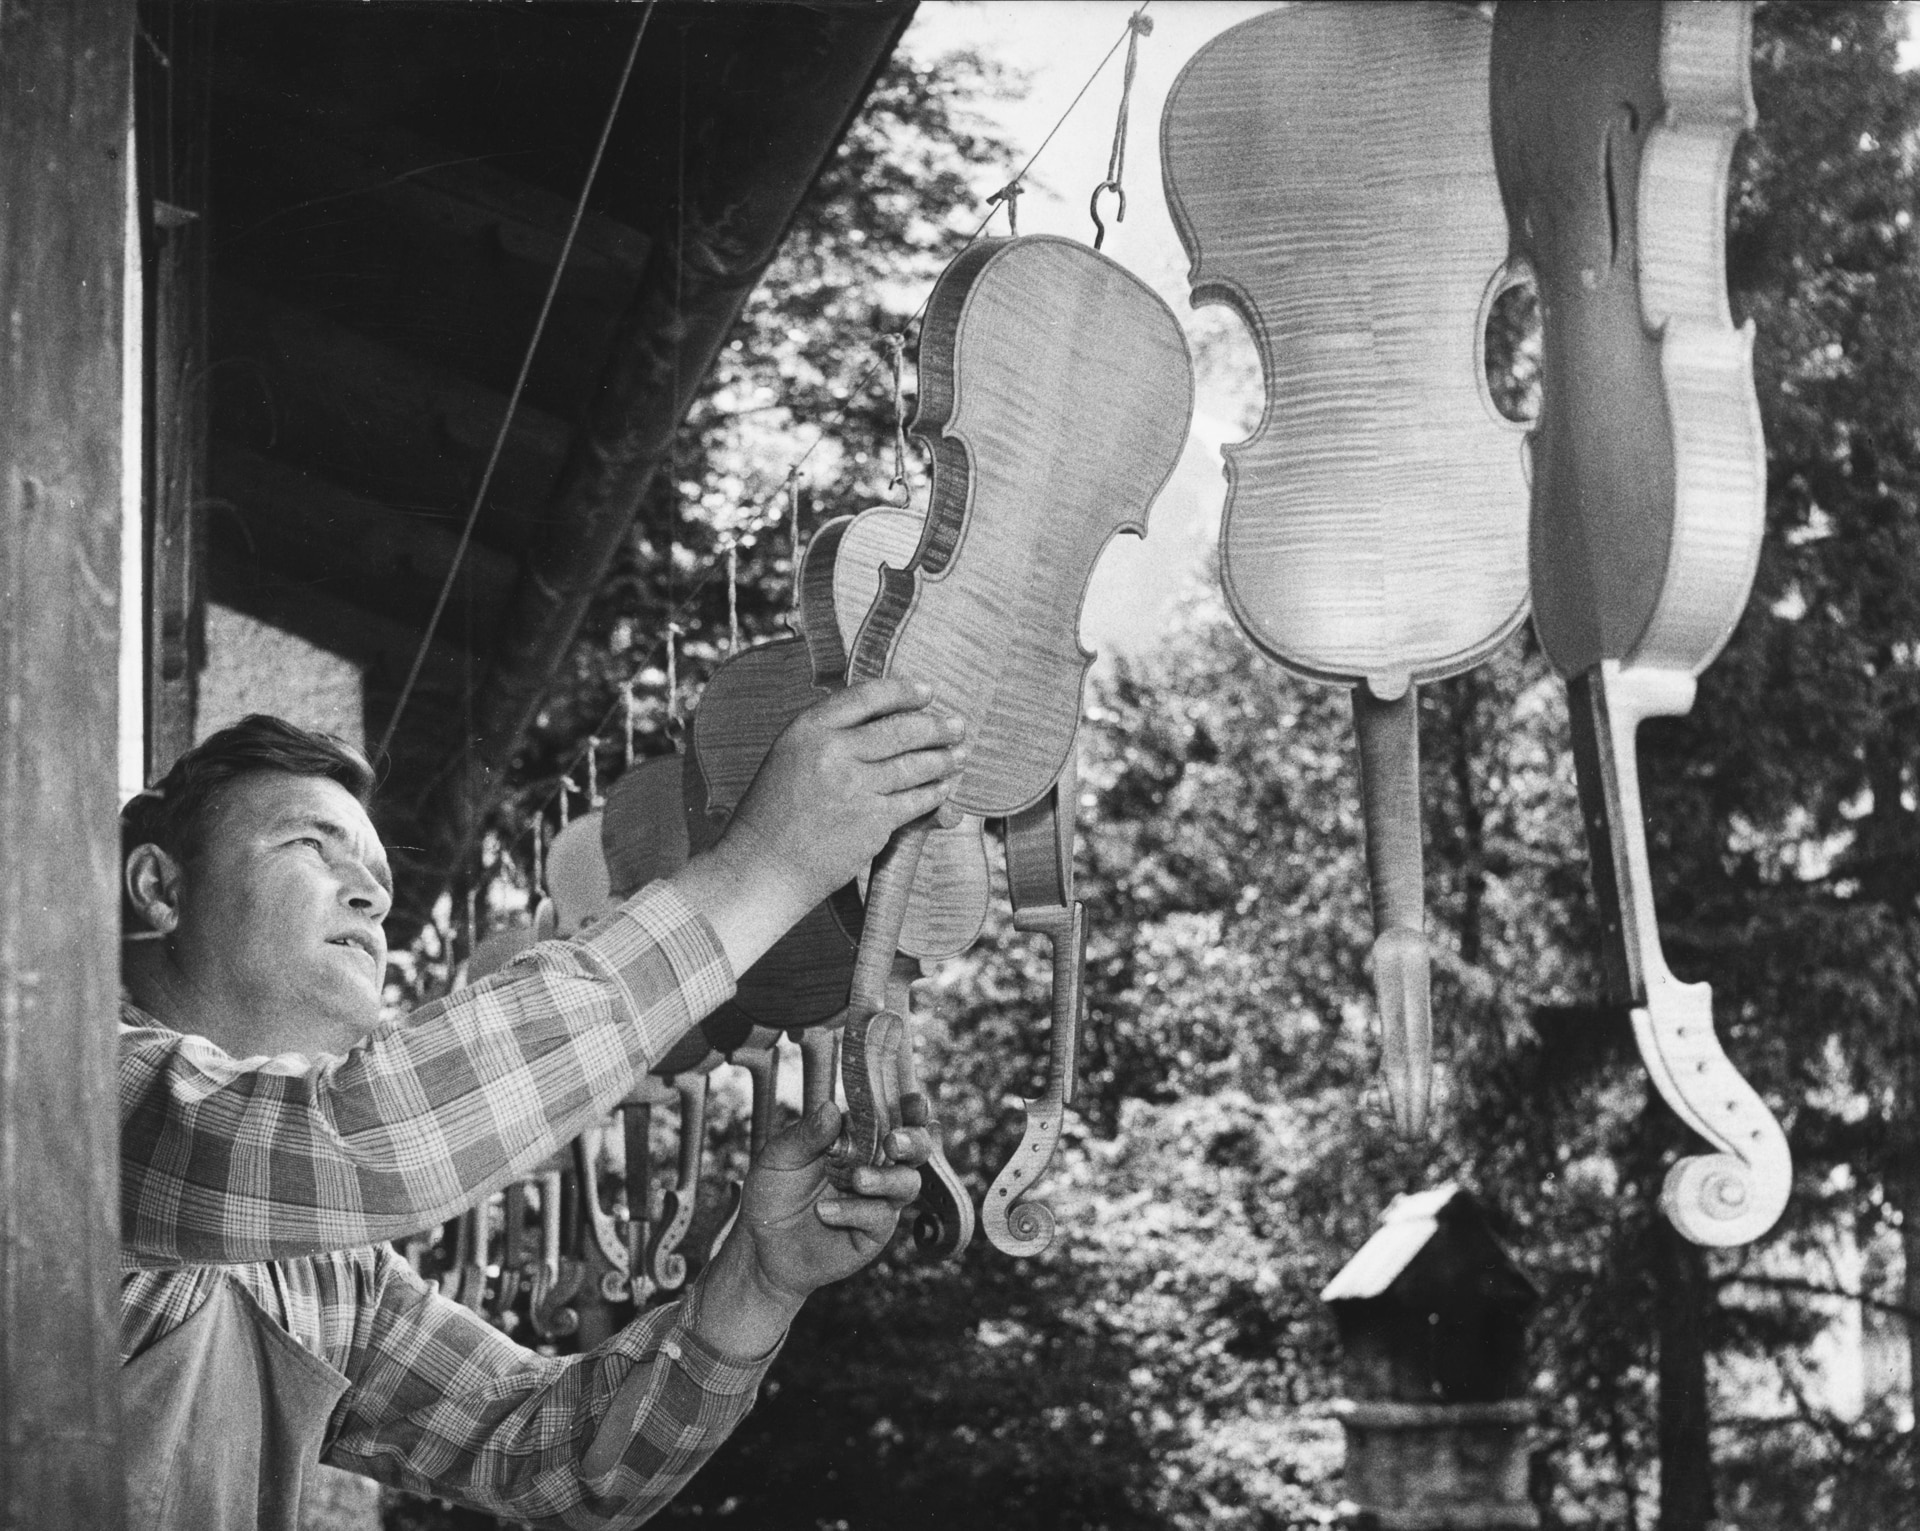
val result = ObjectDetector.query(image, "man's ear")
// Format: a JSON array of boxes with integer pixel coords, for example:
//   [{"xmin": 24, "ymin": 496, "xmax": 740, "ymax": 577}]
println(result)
[{"xmin": 125, "ymin": 843, "xmax": 185, "ymax": 937}]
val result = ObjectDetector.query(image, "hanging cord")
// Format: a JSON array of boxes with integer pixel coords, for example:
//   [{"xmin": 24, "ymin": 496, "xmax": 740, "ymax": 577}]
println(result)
[
  {"xmin": 787, "ymin": 473, "xmax": 804, "ymax": 624},
  {"xmin": 532, "ymin": 815, "xmax": 546, "ymax": 895},
  {"xmin": 986, "ymin": 180, "xmax": 1023, "ymax": 236},
  {"xmin": 501, "ymin": 3, "xmax": 1150, "ymax": 842},
  {"xmin": 665, "ymin": 622, "xmax": 684, "ymax": 740},
  {"xmin": 884, "ymin": 334, "xmax": 912, "ymax": 507},
  {"xmin": 1090, "ymin": 7, "xmax": 1152, "ymax": 251},
  {"xmin": 622, "ymin": 681, "xmax": 637, "ymax": 768},
  {"xmin": 726, "ymin": 542, "xmax": 740, "ymax": 654},
  {"xmin": 375, "ymin": 1, "xmax": 656, "ymax": 763}
]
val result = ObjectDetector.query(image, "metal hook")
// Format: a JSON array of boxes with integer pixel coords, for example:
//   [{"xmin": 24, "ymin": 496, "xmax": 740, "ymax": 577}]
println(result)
[{"xmin": 1089, "ymin": 181, "xmax": 1126, "ymax": 252}]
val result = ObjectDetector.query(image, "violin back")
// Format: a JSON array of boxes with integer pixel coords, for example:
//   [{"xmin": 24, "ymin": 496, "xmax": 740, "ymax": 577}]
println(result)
[
  {"xmin": 685, "ymin": 638, "xmax": 862, "ymax": 1029},
  {"xmin": 1162, "ymin": 2, "xmax": 1528, "ymax": 691},
  {"xmin": 850, "ymin": 235, "xmax": 1193, "ymax": 817},
  {"xmin": 1492, "ymin": 1, "xmax": 1763, "ymax": 678}
]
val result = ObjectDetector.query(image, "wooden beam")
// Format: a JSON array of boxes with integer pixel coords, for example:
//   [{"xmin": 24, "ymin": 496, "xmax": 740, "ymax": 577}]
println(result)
[
  {"xmin": 207, "ymin": 442, "xmax": 520, "ymax": 638},
  {"xmin": 206, "ymin": 80, "xmax": 650, "ymax": 418},
  {"xmin": 208, "ymin": 279, "xmax": 570, "ymax": 558},
  {"xmin": 470, "ymin": 4, "xmax": 916, "ymax": 768},
  {"xmin": 0, "ymin": 1, "xmax": 133, "ymax": 1525}
]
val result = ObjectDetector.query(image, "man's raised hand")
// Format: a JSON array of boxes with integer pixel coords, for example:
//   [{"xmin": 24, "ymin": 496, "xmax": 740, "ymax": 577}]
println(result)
[
  {"xmin": 667, "ymin": 677, "xmax": 965, "ymax": 978},
  {"xmin": 726, "ymin": 677, "xmax": 965, "ymax": 910}
]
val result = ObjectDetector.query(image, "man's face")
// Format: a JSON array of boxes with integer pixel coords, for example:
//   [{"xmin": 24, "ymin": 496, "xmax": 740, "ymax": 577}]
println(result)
[{"xmin": 168, "ymin": 771, "xmax": 393, "ymax": 1058}]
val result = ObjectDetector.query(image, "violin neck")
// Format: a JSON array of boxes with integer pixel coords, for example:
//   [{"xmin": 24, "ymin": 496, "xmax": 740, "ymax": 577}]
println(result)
[
  {"xmin": 851, "ymin": 819, "xmax": 932, "ymax": 1015},
  {"xmin": 1565, "ymin": 660, "xmax": 1698, "ymax": 1007},
  {"xmin": 1351, "ymin": 680, "xmax": 1425, "ymax": 937}
]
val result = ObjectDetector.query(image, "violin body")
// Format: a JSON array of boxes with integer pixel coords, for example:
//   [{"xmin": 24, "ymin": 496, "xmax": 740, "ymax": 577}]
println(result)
[
  {"xmin": 1162, "ymin": 1, "xmax": 1528, "ymax": 1136},
  {"xmin": 801, "ymin": 506, "xmax": 991, "ymax": 962},
  {"xmin": 546, "ymin": 811, "xmax": 617, "ymax": 936},
  {"xmin": 835, "ymin": 235, "xmax": 1191, "ymax": 1260},
  {"xmin": 1493, "ymin": 1, "xmax": 1764, "ymax": 678},
  {"xmin": 1493, "ymin": 0, "xmax": 1789, "ymax": 1246},
  {"xmin": 683, "ymin": 637, "xmax": 864, "ymax": 1032},
  {"xmin": 849, "ymin": 235, "xmax": 1193, "ymax": 817},
  {"xmin": 601, "ymin": 754, "xmax": 691, "ymax": 899},
  {"xmin": 1163, "ymin": 2, "xmax": 1528, "ymax": 693}
]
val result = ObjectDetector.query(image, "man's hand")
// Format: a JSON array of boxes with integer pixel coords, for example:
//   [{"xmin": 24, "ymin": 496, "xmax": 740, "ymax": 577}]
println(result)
[
  {"xmin": 691, "ymin": 1102, "xmax": 929, "ymax": 1360},
  {"xmin": 670, "ymin": 678, "xmax": 966, "ymax": 978},
  {"xmin": 728, "ymin": 677, "xmax": 966, "ymax": 910}
]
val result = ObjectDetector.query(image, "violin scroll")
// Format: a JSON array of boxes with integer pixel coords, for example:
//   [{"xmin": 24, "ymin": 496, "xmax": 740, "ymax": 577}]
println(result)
[{"xmin": 1571, "ymin": 662, "xmax": 1790, "ymax": 1247}]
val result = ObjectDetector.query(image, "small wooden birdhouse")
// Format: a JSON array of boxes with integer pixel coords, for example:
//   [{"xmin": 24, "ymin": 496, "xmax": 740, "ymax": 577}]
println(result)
[{"xmin": 1321, "ymin": 1185, "xmax": 1540, "ymax": 1531}]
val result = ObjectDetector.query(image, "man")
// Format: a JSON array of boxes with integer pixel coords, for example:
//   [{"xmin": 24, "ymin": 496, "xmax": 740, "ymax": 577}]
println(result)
[{"xmin": 118, "ymin": 684, "xmax": 965, "ymax": 1529}]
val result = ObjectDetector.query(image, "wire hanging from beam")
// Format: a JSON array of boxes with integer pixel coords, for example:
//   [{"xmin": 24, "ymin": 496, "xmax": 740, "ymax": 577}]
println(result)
[{"xmin": 374, "ymin": 0, "xmax": 658, "ymax": 764}]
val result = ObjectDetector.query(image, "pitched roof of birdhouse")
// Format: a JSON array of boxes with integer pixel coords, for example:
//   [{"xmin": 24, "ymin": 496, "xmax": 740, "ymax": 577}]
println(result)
[{"xmin": 1320, "ymin": 1183, "xmax": 1537, "ymax": 1307}]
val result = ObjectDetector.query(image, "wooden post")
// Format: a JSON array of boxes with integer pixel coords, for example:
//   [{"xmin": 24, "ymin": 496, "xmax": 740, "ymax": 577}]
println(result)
[
  {"xmin": 0, "ymin": 2, "xmax": 134, "ymax": 1527},
  {"xmin": 137, "ymin": 2, "xmax": 212, "ymax": 771}
]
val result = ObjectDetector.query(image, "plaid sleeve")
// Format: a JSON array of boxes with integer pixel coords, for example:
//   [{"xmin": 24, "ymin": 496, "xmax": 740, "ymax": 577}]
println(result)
[
  {"xmin": 120, "ymin": 881, "xmax": 734, "ymax": 1266},
  {"xmin": 329, "ymin": 1247, "xmax": 776, "ymax": 1529}
]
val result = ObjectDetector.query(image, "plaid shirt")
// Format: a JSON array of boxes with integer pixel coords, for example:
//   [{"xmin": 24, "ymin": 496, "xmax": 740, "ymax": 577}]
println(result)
[{"xmin": 119, "ymin": 882, "xmax": 771, "ymax": 1527}]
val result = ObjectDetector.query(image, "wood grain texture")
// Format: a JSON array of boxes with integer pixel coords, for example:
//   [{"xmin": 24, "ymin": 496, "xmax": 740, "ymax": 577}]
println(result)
[
  {"xmin": 1490, "ymin": 0, "xmax": 1764, "ymax": 679},
  {"xmin": 800, "ymin": 505, "xmax": 991, "ymax": 960},
  {"xmin": 848, "ymin": 235, "xmax": 1193, "ymax": 817},
  {"xmin": 1162, "ymin": 1, "xmax": 1529, "ymax": 693},
  {"xmin": 684, "ymin": 637, "xmax": 863, "ymax": 1030},
  {"xmin": 0, "ymin": 4, "xmax": 133, "ymax": 1521},
  {"xmin": 1496, "ymin": 2, "xmax": 1786, "ymax": 1247}
]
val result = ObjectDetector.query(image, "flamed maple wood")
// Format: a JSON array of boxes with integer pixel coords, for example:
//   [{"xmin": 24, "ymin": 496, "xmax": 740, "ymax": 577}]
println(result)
[
  {"xmin": 1162, "ymin": 1, "xmax": 1528, "ymax": 1138},
  {"xmin": 800, "ymin": 507, "xmax": 991, "ymax": 963},
  {"xmin": 848, "ymin": 236, "xmax": 1193, "ymax": 817},
  {"xmin": 1493, "ymin": 0, "xmax": 1788, "ymax": 1247},
  {"xmin": 835, "ymin": 234, "xmax": 1192, "ymax": 1262}
]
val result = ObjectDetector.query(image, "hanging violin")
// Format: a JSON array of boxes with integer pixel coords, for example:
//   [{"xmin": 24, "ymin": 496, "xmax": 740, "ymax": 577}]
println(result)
[
  {"xmin": 1491, "ymin": 0, "xmax": 1789, "ymax": 1246},
  {"xmin": 1161, "ymin": 2, "xmax": 1531, "ymax": 1136},
  {"xmin": 837, "ymin": 234, "xmax": 1194, "ymax": 1259},
  {"xmin": 801, "ymin": 506, "xmax": 992, "ymax": 965},
  {"xmin": 981, "ymin": 742, "xmax": 1086, "ymax": 1257}
]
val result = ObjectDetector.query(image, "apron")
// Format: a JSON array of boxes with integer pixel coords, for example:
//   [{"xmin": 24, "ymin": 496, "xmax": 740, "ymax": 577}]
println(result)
[{"xmin": 122, "ymin": 1276, "xmax": 351, "ymax": 1531}]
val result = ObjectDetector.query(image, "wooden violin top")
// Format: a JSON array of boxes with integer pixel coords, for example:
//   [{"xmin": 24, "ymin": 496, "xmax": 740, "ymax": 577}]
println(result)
[
  {"xmin": 849, "ymin": 235, "xmax": 1193, "ymax": 818},
  {"xmin": 801, "ymin": 507, "xmax": 992, "ymax": 962},
  {"xmin": 684, "ymin": 637, "xmax": 862, "ymax": 1030},
  {"xmin": 1491, "ymin": 1, "xmax": 1763, "ymax": 680},
  {"xmin": 1161, "ymin": 2, "xmax": 1529, "ymax": 693}
]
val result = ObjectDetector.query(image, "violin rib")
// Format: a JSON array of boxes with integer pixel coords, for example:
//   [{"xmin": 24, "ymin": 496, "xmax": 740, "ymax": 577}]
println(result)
[{"xmin": 1494, "ymin": 0, "xmax": 1789, "ymax": 1246}]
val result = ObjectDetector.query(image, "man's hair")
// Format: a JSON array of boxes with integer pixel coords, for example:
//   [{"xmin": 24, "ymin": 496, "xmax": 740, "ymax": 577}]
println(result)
[{"xmin": 121, "ymin": 715, "xmax": 376, "ymax": 935}]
